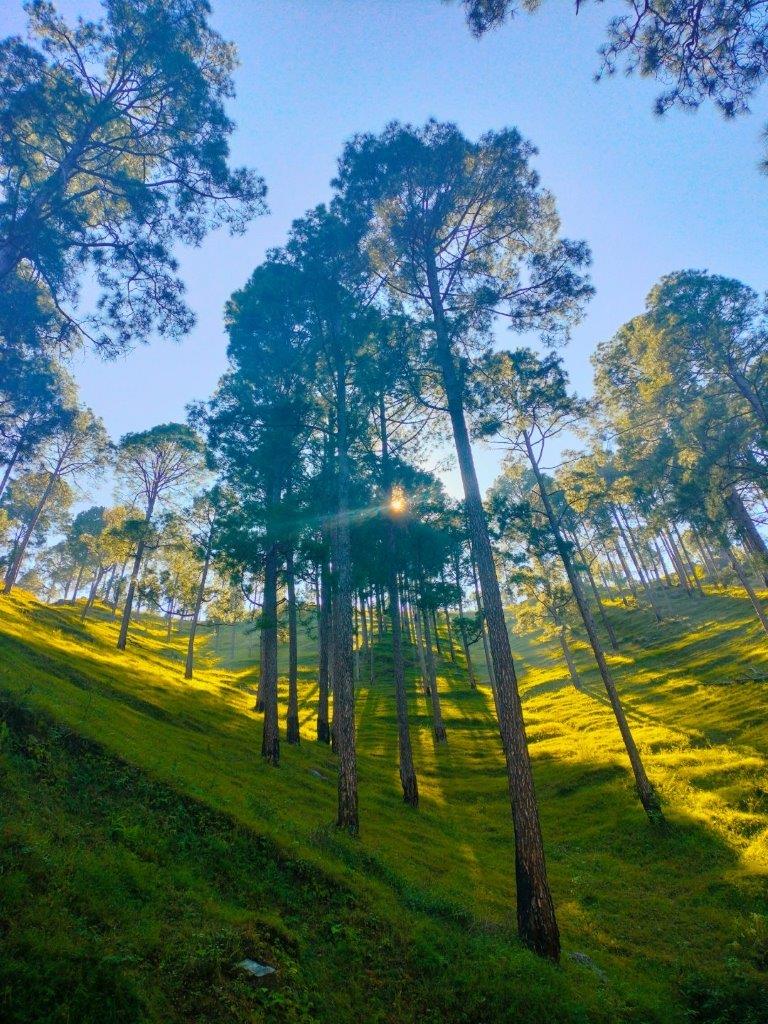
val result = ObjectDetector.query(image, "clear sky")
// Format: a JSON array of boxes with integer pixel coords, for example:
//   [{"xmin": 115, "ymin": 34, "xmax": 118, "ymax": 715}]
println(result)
[{"xmin": 3, "ymin": 0, "xmax": 767, "ymax": 496}]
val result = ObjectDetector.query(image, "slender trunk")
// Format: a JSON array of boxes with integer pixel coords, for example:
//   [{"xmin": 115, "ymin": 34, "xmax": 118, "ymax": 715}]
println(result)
[
  {"xmin": 117, "ymin": 491, "xmax": 157, "ymax": 651},
  {"xmin": 412, "ymin": 592, "xmax": 430, "ymax": 695},
  {"xmin": 613, "ymin": 507, "xmax": 662, "ymax": 622},
  {"xmin": 612, "ymin": 540, "xmax": 639, "ymax": 600},
  {"xmin": 471, "ymin": 555, "xmax": 497, "ymax": 697},
  {"xmin": 286, "ymin": 549, "xmax": 300, "ymax": 744},
  {"xmin": 3, "ymin": 469, "xmax": 58, "ymax": 593},
  {"xmin": 526, "ymin": 435, "xmax": 660, "ymax": 821},
  {"xmin": 333, "ymin": 354, "xmax": 358, "ymax": 835},
  {"xmin": 603, "ymin": 545, "xmax": 629, "ymax": 606},
  {"xmin": 431, "ymin": 607, "xmax": 443, "ymax": 655},
  {"xmin": 570, "ymin": 527, "xmax": 618, "ymax": 650},
  {"xmin": 261, "ymin": 522, "xmax": 280, "ymax": 766},
  {"xmin": 726, "ymin": 542, "xmax": 768, "ymax": 635},
  {"xmin": 184, "ymin": 537, "xmax": 212, "ymax": 680},
  {"xmin": 81, "ymin": 564, "xmax": 104, "ymax": 622},
  {"xmin": 379, "ymin": 394, "xmax": 418, "ymax": 804},
  {"xmin": 317, "ymin": 560, "xmax": 332, "ymax": 743},
  {"xmin": 662, "ymin": 530, "xmax": 693, "ymax": 597},
  {"xmin": 672, "ymin": 523, "xmax": 704, "ymax": 596},
  {"xmin": 558, "ymin": 626, "xmax": 581, "ymax": 690},
  {"xmin": 455, "ymin": 558, "xmax": 477, "ymax": 688},
  {"xmin": 422, "ymin": 606, "xmax": 447, "ymax": 742},
  {"xmin": 426, "ymin": 254, "xmax": 559, "ymax": 960}
]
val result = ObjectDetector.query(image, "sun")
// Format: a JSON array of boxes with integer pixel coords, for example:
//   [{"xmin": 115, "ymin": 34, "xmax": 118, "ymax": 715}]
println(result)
[{"xmin": 389, "ymin": 485, "xmax": 408, "ymax": 516}]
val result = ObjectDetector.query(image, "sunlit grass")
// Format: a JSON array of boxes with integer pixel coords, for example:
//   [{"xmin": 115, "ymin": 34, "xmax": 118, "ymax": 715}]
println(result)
[{"xmin": 1, "ymin": 585, "xmax": 767, "ymax": 1022}]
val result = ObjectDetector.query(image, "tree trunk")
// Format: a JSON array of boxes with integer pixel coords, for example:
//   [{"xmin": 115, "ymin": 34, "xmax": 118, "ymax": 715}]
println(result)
[
  {"xmin": 387, "ymin": 525, "xmax": 419, "ymax": 804},
  {"xmin": 379, "ymin": 394, "xmax": 418, "ymax": 804},
  {"xmin": 455, "ymin": 559, "xmax": 478, "ymax": 689},
  {"xmin": 612, "ymin": 507, "xmax": 662, "ymax": 622},
  {"xmin": 422, "ymin": 606, "xmax": 447, "ymax": 742},
  {"xmin": 412, "ymin": 591, "xmax": 430, "ymax": 695},
  {"xmin": 317, "ymin": 559, "xmax": 332, "ymax": 743},
  {"xmin": 471, "ymin": 554, "xmax": 497, "ymax": 698},
  {"xmin": 332, "ymin": 355, "xmax": 359, "ymax": 835},
  {"xmin": 558, "ymin": 626, "xmax": 581, "ymax": 690},
  {"xmin": 725, "ymin": 541, "xmax": 768, "ymax": 635},
  {"xmin": 81, "ymin": 564, "xmax": 105, "ymax": 622},
  {"xmin": 285, "ymin": 549, "xmax": 300, "ymax": 744},
  {"xmin": 672, "ymin": 523, "xmax": 704, "ymax": 596},
  {"xmin": 729, "ymin": 487, "xmax": 768, "ymax": 585},
  {"xmin": 526, "ymin": 435, "xmax": 661, "ymax": 822},
  {"xmin": 569, "ymin": 527, "xmax": 618, "ymax": 650},
  {"xmin": 184, "ymin": 538, "xmax": 212, "ymax": 680},
  {"xmin": 117, "ymin": 491, "xmax": 157, "ymax": 651},
  {"xmin": 426, "ymin": 254, "xmax": 559, "ymax": 960},
  {"xmin": 260, "ymin": 529, "xmax": 280, "ymax": 766}
]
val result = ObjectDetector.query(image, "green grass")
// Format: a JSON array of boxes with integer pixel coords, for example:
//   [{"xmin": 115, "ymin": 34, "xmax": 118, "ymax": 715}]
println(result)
[{"xmin": 0, "ymin": 586, "xmax": 767, "ymax": 1022}]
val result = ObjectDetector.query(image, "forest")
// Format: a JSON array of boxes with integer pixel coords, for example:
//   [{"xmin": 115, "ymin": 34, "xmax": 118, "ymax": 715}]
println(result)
[{"xmin": 1, "ymin": 2, "xmax": 767, "ymax": 1023}]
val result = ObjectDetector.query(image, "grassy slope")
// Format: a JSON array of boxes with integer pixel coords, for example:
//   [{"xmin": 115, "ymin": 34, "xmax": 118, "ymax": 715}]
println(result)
[{"xmin": 0, "ymin": 587, "xmax": 767, "ymax": 1023}]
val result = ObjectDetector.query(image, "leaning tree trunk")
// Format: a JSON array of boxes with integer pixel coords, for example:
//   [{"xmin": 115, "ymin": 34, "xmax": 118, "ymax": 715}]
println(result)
[
  {"xmin": 612, "ymin": 506, "xmax": 662, "ymax": 622},
  {"xmin": 526, "ymin": 434, "xmax": 661, "ymax": 822},
  {"xmin": 422, "ymin": 606, "xmax": 447, "ymax": 742},
  {"xmin": 260, "ymin": 525, "xmax": 280, "ymax": 766},
  {"xmin": 557, "ymin": 625, "xmax": 581, "ymax": 691},
  {"xmin": 726, "ymin": 487, "xmax": 768, "ymax": 585},
  {"xmin": 426, "ymin": 254, "xmax": 559, "ymax": 961},
  {"xmin": 184, "ymin": 534, "xmax": 213, "ymax": 680},
  {"xmin": 285, "ymin": 548, "xmax": 300, "ymax": 744},
  {"xmin": 569, "ymin": 526, "xmax": 618, "ymax": 650},
  {"xmin": 724, "ymin": 540, "xmax": 768, "ymax": 635},
  {"xmin": 81, "ymin": 564, "xmax": 106, "ymax": 622}
]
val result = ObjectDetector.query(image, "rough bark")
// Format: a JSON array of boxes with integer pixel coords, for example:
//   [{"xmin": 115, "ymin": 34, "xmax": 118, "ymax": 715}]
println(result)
[
  {"xmin": 332, "ymin": 354, "xmax": 358, "ymax": 834},
  {"xmin": 426, "ymin": 254, "xmax": 559, "ymax": 960}
]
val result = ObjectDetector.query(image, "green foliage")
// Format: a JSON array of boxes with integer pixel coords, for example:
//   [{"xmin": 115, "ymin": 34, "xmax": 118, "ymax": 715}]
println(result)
[{"xmin": 0, "ymin": 0, "xmax": 266, "ymax": 355}]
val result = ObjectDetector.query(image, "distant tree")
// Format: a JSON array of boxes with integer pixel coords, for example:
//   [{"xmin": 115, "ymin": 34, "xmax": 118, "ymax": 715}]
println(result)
[
  {"xmin": 2, "ymin": 469, "xmax": 73, "ymax": 580},
  {"xmin": 79, "ymin": 505, "xmax": 133, "ymax": 620},
  {"xmin": 183, "ymin": 489, "xmax": 220, "ymax": 680},
  {"xmin": 335, "ymin": 119, "xmax": 591, "ymax": 958},
  {"xmin": 0, "ymin": 0, "xmax": 266, "ymax": 356},
  {"xmin": 115, "ymin": 423, "xmax": 203, "ymax": 650},
  {"xmin": 3, "ymin": 407, "xmax": 109, "ymax": 592}
]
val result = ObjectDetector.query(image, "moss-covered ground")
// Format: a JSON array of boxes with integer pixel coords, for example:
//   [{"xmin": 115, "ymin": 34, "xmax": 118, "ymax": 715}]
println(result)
[{"xmin": 0, "ymin": 586, "xmax": 766, "ymax": 1022}]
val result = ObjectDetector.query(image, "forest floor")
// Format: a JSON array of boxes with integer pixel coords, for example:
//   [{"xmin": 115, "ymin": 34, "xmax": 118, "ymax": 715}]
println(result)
[{"xmin": 0, "ymin": 586, "xmax": 766, "ymax": 1023}]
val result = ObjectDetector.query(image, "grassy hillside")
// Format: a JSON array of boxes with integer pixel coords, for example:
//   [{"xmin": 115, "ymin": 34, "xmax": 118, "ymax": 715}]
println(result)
[{"xmin": 0, "ymin": 587, "xmax": 767, "ymax": 1023}]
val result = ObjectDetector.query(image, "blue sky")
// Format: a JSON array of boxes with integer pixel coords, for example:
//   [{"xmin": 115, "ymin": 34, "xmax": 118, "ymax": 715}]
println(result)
[{"xmin": 3, "ymin": 0, "xmax": 767, "ymax": 496}]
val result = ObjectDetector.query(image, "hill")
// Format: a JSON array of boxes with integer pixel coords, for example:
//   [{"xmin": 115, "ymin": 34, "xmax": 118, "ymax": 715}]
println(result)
[{"xmin": 0, "ymin": 587, "xmax": 767, "ymax": 1023}]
